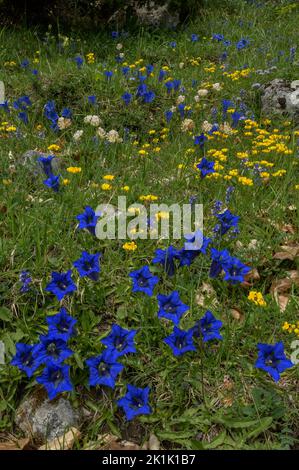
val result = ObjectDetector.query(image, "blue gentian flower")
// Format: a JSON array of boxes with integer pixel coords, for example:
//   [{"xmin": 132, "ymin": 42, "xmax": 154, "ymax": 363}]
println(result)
[
  {"xmin": 213, "ymin": 34, "xmax": 224, "ymax": 42},
  {"xmin": 32, "ymin": 69, "xmax": 38, "ymax": 76},
  {"xmin": 157, "ymin": 291, "xmax": 189, "ymax": 325},
  {"xmin": 43, "ymin": 174, "xmax": 60, "ymax": 192},
  {"xmin": 111, "ymin": 31, "xmax": 119, "ymax": 39},
  {"xmin": 86, "ymin": 350, "xmax": 124, "ymax": 389},
  {"xmin": 169, "ymin": 41, "xmax": 177, "ymax": 48},
  {"xmin": 146, "ymin": 64, "xmax": 154, "ymax": 75},
  {"xmin": 20, "ymin": 58, "xmax": 30, "ymax": 69},
  {"xmin": 61, "ymin": 108, "xmax": 72, "ymax": 119},
  {"xmin": 88, "ymin": 95, "xmax": 96, "ymax": 105},
  {"xmin": 37, "ymin": 333, "xmax": 74, "ymax": 365},
  {"xmin": 165, "ymin": 110, "xmax": 173, "ymax": 123},
  {"xmin": 179, "ymin": 231, "xmax": 211, "ymax": 266},
  {"xmin": 164, "ymin": 326, "xmax": 196, "ymax": 356},
  {"xmin": 177, "ymin": 103, "xmax": 186, "ymax": 118},
  {"xmin": 117, "ymin": 384, "xmax": 151, "ymax": 421},
  {"xmin": 143, "ymin": 90, "xmax": 155, "ymax": 103},
  {"xmin": 74, "ymin": 55, "xmax": 84, "ymax": 68},
  {"xmin": 216, "ymin": 209, "xmax": 239, "ymax": 235},
  {"xmin": 129, "ymin": 266, "xmax": 159, "ymax": 297},
  {"xmin": 209, "ymin": 248, "xmax": 231, "ymax": 278},
  {"xmin": 44, "ymin": 100, "xmax": 59, "ymax": 130},
  {"xmin": 46, "ymin": 307, "xmax": 77, "ymax": 341},
  {"xmin": 101, "ymin": 324, "xmax": 137, "ymax": 358},
  {"xmin": 222, "ymin": 99, "xmax": 234, "ymax": 115},
  {"xmin": 196, "ymin": 158, "xmax": 215, "ymax": 178},
  {"xmin": 237, "ymin": 38, "xmax": 250, "ymax": 50},
  {"xmin": 191, "ymin": 311, "xmax": 223, "ymax": 342},
  {"xmin": 191, "ymin": 34, "xmax": 199, "ymax": 42},
  {"xmin": 122, "ymin": 92, "xmax": 132, "ymax": 105},
  {"xmin": 104, "ymin": 70, "xmax": 113, "ymax": 80},
  {"xmin": 18, "ymin": 111, "xmax": 29, "ymax": 124},
  {"xmin": 36, "ymin": 363, "xmax": 73, "ymax": 400},
  {"xmin": 223, "ymin": 257, "xmax": 251, "ymax": 284},
  {"xmin": 38, "ymin": 155, "xmax": 55, "ymax": 177},
  {"xmin": 194, "ymin": 133, "xmax": 207, "ymax": 148},
  {"xmin": 255, "ymin": 342, "xmax": 293, "ymax": 382},
  {"xmin": 231, "ymin": 111, "xmax": 244, "ymax": 127},
  {"xmin": 76, "ymin": 206, "xmax": 100, "ymax": 236},
  {"xmin": 165, "ymin": 81, "xmax": 174, "ymax": 94},
  {"xmin": 122, "ymin": 66, "xmax": 130, "ymax": 76},
  {"xmin": 152, "ymin": 246, "xmax": 181, "ymax": 276},
  {"xmin": 13, "ymin": 95, "xmax": 32, "ymax": 110},
  {"xmin": 73, "ymin": 251, "xmax": 101, "ymax": 281},
  {"xmin": 173, "ymin": 79, "xmax": 181, "ymax": 91},
  {"xmin": 158, "ymin": 70, "xmax": 167, "ymax": 82},
  {"xmin": 45, "ymin": 270, "xmax": 77, "ymax": 301},
  {"xmin": 11, "ymin": 343, "xmax": 41, "ymax": 377},
  {"xmin": 19, "ymin": 270, "xmax": 32, "ymax": 293}
]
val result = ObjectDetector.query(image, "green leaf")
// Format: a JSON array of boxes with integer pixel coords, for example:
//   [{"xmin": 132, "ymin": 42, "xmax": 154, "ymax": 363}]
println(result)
[
  {"xmin": 0, "ymin": 307, "xmax": 12, "ymax": 322},
  {"xmin": 202, "ymin": 431, "xmax": 227, "ymax": 449},
  {"xmin": 245, "ymin": 417, "xmax": 273, "ymax": 440}
]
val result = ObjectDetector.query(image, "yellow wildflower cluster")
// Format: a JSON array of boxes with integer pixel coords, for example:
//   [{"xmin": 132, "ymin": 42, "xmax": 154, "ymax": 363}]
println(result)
[
  {"xmin": 223, "ymin": 68, "xmax": 252, "ymax": 81},
  {"xmin": 282, "ymin": 321, "xmax": 299, "ymax": 337},
  {"xmin": 86, "ymin": 52, "xmax": 95, "ymax": 64},
  {"xmin": 47, "ymin": 144, "xmax": 60, "ymax": 152},
  {"xmin": 122, "ymin": 241, "xmax": 137, "ymax": 251},
  {"xmin": 248, "ymin": 291, "xmax": 267, "ymax": 307},
  {"xmin": 139, "ymin": 194, "xmax": 158, "ymax": 202},
  {"xmin": 67, "ymin": 167, "xmax": 81, "ymax": 174}
]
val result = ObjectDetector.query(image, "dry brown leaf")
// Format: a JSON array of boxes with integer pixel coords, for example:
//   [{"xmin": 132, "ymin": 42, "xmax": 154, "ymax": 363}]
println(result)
[
  {"xmin": 244, "ymin": 268, "xmax": 260, "ymax": 282},
  {"xmin": 84, "ymin": 434, "xmax": 140, "ymax": 451},
  {"xmin": 273, "ymin": 244, "xmax": 299, "ymax": 261},
  {"xmin": 148, "ymin": 434, "xmax": 160, "ymax": 450},
  {"xmin": 38, "ymin": 427, "xmax": 81, "ymax": 451},
  {"xmin": 0, "ymin": 437, "xmax": 30, "ymax": 451},
  {"xmin": 196, "ymin": 282, "xmax": 218, "ymax": 308},
  {"xmin": 270, "ymin": 270, "xmax": 299, "ymax": 312},
  {"xmin": 230, "ymin": 308, "xmax": 244, "ymax": 321}
]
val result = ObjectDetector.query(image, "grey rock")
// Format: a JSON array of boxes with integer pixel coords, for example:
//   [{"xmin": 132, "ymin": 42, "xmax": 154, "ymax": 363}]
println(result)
[
  {"xmin": 291, "ymin": 80, "xmax": 299, "ymax": 90},
  {"xmin": 260, "ymin": 78, "xmax": 299, "ymax": 122},
  {"xmin": 16, "ymin": 150, "xmax": 62, "ymax": 176},
  {"xmin": 134, "ymin": 1, "xmax": 179, "ymax": 27},
  {"xmin": 15, "ymin": 395, "xmax": 81, "ymax": 442}
]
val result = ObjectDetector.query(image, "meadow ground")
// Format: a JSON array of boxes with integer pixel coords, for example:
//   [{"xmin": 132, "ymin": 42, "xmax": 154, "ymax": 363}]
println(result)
[{"xmin": 0, "ymin": 0, "xmax": 298, "ymax": 450}]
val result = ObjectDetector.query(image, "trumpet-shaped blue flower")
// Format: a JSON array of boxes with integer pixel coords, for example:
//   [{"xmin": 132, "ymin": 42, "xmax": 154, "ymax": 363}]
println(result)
[
  {"xmin": 45, "ymin": 270, "xmax": 77, "ymax": 301},
  {"xmin": 216, "ymin": 209, "xmax": 239, "ymax": 235},
  {"xmin": 164, "ymin": 326, "xmax": 196, "ymax": 356},
  {"xmin": 43, "ymin": 174, "xmax": 60, "ymax": 192},
  {"xmin": 76, "ymin": 206, "xmax": 100, "ymax": 235},
  {"xmin": 11, "ymin": 343, "xmax": 41, "ymax": 377},
  {"xmin": 209, "ymin": 248, "xmax": 231, "ymax": 278},
  {"xmin": 37, "ymin": 333, "xmax": 74, "ymax": 365},
  {"xmin": 129, "ymin": 265, "xmax": 159, "ymax": 296},
  {"xmin": 38, "ymin": 155, "xmax": 55, "ymax": 177},
  {"xmin": 191, "ymin": 311, "xmax": 223, "ymax": 342},
  {"xmin": 46, "ymin": 307, "xmax": 77, "ymax": 341},
  {"xmin": 117, "ymin": 384, "xmax": 151, "ymax": 421},
  {"xmin": 86, "ymin": 350, "xmax": 124, "ymax": 388},
  {"xmin": 157, "ymin": 291, "xmax": 189, "ymax": 325},
  {"xmin": 196, "ymin": 158, "xmax": 215, "ymax": 178},
  {"xmin": 101, "ymin": 324, "xmax": 137, "ymax": 358},
  {"xmin": 255, "ymin": 342, "xmax": 293, "ymax": 382},
  {"xmin": 73, "ymin": 251, "xmax": 101, "ymax": 281},
  {"xmin": 223, "ymin": 257, "xmax": 251, "ymax": 284},
  {"xmin": 36, "ymin": 363, "xmax": 73, "ymax": 400}
]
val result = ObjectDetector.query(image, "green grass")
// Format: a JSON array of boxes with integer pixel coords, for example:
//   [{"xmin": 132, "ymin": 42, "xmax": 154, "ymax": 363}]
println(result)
[{"xmin": 0, "ymin": 0, "xmax": 298, "ymax": 450}]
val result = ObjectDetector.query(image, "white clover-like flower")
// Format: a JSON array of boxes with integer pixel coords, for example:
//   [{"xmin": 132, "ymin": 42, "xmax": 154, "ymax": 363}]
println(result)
[
  {"xmin": 194, "ymin": 95, "xmax": 200, "ymax": 103},
  {"xmin": 181, "ymin": 118, "xmax": 195, "ymax": 132},
  {"xmin": 97, "ymin": 127, "xmax": 106, "ymax": 139},
  {"xmin": 106, "ymin": 129, "xmax": 123, "ymax": 143},
  {"xmin": 73, "ymin": 130, "xmax": 83, "ymax": 141},
  {"xmin": 116, "ymin": 43, "xmax": 123, "ymax": 50},
  {"xmin": 212, "ymin": 82, "xmax": 222, "ymax": 91},
  {"xmin": 176, "ymin": 95, "xmax": 185, "ymax": 104},
  {"xmin": 179, "ymin": 62, "xmax": 184, "ymax": 69},
  {"xmin": 197, "ymin": 89, "xmax": 209, "ymax": 97},
  {"xmin": 202, "ymin": 120, "xmax": 213, "ymax": 132},
  {"xmin": 84, "ymin": 115, "xmax": 101, "ymax": 126},
  {"xmin": 57, "ymin": 117, "xmax": 72, "ymax": 130}
]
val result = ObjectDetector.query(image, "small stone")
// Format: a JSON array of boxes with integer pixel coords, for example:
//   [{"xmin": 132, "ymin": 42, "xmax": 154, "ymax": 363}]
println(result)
[{"xmin": 15, "ymin": 394, "xmax": 81, "ymax": 442}]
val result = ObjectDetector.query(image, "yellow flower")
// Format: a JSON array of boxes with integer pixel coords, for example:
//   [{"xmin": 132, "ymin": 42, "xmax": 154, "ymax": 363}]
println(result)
[
  {"xmin": 138, "ymin": 149, "xmax": 148, "ymax": 156},
  {"xmin": 248, "ymin": 291, "xmax": 266, "ymax": 307},
  {"xmin": 47, "ymin": 144, "xmax": 60, "ymax": 152},
  {"xmin": 139, "ymin": 194, "xmax": 158, "ymax": 202},
  {"xmin": 121, "ymin": 185, "xmax": 130, "ymax": 191},
  {"xmin": 238, "ymin": 176, "xmax": 253, "ymax": 186},
  {"xmin": 122, "ymin": 241, "xmax": 137, "ymax": 251},
  {"xmin": 62, "ymin": 178, "xmax": 70, "ymax": 185},
  {"xmin": 67, "ymin": 167, "xmax": 81, "ymax": 174},
  {"xmin": 101, "ymin": 183, "xmax": 112, "ymax": 190},
  {"xmin": 2, "ymin": 179, "xmax": 12, "ymax": 185},
  {"xmin": 103, "ymin": 174, "xmax": 115, "ymax": 181}
]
